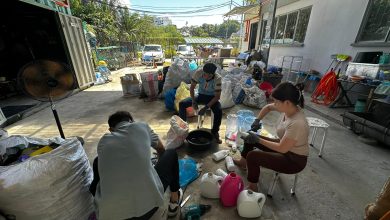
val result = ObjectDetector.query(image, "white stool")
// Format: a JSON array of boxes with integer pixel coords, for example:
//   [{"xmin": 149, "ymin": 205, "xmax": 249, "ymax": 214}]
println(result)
[
  {"xmin": 307, "ymin": 117, "xmax": 330, "ymax": 157},
  {"xmin": 267, "ymin": 173, "xmax": 298, "ymax": 197},
  {"xmin": 197, "ymin": 105, "xmax": 214, "ymax": 129}
]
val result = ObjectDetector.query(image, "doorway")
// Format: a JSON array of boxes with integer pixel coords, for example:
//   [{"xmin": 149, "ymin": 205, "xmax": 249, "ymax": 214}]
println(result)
[{"xmin": 248, "ymin": 22, "xmax": 258, "ymax": 50}]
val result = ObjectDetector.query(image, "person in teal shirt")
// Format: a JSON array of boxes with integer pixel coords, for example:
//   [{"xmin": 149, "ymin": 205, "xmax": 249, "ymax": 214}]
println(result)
[{"xmin": 179, "ymin": 63, "xmax": 223, "ymax": 143}]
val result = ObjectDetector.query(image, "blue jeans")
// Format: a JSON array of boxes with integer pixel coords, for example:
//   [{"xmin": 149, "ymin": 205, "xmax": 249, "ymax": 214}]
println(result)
[{"xmin": 179, "ymin": 94, "xmax": 222, "ymax": 134}]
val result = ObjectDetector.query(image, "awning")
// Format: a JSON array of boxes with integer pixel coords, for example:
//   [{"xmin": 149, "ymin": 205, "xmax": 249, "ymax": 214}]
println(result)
[
  {"xmin": 224, "ymin": 4, "xmax": 260, "ymax": 17},
  {"xmin": 184, "ymin": 37, "xmax": 224, "ymax": 44}
]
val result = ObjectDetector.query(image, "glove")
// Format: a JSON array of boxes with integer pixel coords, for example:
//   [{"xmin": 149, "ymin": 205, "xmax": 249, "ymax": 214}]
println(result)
[
  {"xmin": 243, "ymin": 131, "xmax": 261, "ymax": 144},
  {"xmin": 198, "ymin": 106, "xmax": 209, "ymax": 116},
  {"xmin": 192, "ymin": 100, "xmax": 199, "ymax": 111},
  {"xmin": 251, "ymin": 119, "xmax": 262, "ymax": 132}
]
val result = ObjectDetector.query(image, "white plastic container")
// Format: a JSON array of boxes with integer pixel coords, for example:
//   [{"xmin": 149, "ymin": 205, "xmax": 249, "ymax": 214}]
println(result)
[
  {"xmin": 235, "ymin": 131, "xmax": 249, "ymax": 152},
  {"xmin": 237, "ymin": 190, "xmax": 266, "ymax": 218},
  {"xmin": 225, "ymin": 156, "xmax": 236, "ymax": 172},
  {"xmin": 212, "ymin": 150, "xmax": 230, "ymax": 161},
  {"xmin": 215, "ymin": 168, "xmax": 228, "ymax": 178},
  {"xmin": 200, "ymin": 172, "xmax": 223, "ymax": 199}
]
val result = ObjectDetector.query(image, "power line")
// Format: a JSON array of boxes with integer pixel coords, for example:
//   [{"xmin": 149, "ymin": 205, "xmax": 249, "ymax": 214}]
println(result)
[
  {"xmin": 129, "ymin": 4, "xmax": 230, "ymax": 14},
  {"xmin": 93, "ymin": 0, "xmax": 231, "ymax": 15},
  {"xmin": 168, "ymin": 14, "xmax": 226, "ymax": 18},
  {"xmin": 130, "ymin": 2, "xmax": 231, "ymax": 9}
]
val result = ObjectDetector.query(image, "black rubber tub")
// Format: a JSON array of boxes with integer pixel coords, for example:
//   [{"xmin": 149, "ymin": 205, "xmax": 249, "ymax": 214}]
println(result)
[{"xmin": 186, "ymin": 129, "xmax": 214, "ymax": 151}]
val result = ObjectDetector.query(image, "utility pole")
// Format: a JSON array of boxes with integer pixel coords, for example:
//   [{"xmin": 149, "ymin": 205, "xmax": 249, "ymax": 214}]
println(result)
[
  {"xmin": 225, "ymin": 0, "xmax": 233, "ymax": 40},
  {"xmin": 238, "ymin": 0, "xmax": 244, "ymax": 52}
]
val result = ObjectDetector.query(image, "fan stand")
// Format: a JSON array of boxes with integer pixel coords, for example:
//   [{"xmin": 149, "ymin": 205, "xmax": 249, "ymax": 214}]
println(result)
[
  {"xmin": 48, "ymin": 78, "xmax": 65, "ymax": 139},
  {"xmin": 49, "ymin": 97, "xmax": 65, "ymax": 139}
]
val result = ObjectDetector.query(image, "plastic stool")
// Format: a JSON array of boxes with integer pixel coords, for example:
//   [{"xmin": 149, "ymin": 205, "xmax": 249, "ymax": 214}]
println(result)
[
  {"xmin": 267, "ymin": 173, "xmax": 298, "ymax": 197},
  {"xmin": 307, "ymin": 117, "xmax": 330, "ymax": 157},
  {"xmin": 197, "ymin": 105, "xmax": 214, "ymax": 129}
]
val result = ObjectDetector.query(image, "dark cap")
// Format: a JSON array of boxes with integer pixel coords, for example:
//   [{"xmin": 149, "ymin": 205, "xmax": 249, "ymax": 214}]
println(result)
[{"xmin": 203, "ymin": 63, "xmax": 217, "ymax": 74}]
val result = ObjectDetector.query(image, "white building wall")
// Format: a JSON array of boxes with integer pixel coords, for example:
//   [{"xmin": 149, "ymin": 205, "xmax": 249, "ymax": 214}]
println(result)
[{"xmin": 267, "ymin": 0, "xmax": 390, "ymax": 74}]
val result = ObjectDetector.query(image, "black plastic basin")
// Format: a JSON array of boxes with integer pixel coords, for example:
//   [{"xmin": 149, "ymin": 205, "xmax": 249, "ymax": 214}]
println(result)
[{"xmin": 186, "ymin": 129, "xmax": 213, "ymax": 151}]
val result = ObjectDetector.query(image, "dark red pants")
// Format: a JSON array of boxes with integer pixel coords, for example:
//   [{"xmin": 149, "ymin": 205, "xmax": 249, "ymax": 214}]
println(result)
[{"xmin": 241, "ymin": 142, "xmax": 307, "ymax": 183}]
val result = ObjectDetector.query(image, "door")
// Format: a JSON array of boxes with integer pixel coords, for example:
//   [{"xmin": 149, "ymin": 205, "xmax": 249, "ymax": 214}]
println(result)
[
  {"xmin": 248, "ymin": 22, "xmax": 258, "ymax": 50},
  {"xmin": 57, "ymin": 13, "xmax": 95, "ymax": 89}
]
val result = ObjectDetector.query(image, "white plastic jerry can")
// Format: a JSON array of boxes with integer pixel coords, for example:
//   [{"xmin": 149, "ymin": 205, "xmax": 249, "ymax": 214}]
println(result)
[
  {"xmin": 200, "ymin": 172, "xmax": 224, "ymax": 199},
  {"xmin": 237, "ymin": 190, "xmax": 266, "ymax": 218}
]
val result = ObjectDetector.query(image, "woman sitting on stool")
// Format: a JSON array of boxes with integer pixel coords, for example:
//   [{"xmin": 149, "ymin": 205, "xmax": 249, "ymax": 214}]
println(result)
[{"xmin": 234, "ymin": 82, "xmax": 309, "ymax": 192}]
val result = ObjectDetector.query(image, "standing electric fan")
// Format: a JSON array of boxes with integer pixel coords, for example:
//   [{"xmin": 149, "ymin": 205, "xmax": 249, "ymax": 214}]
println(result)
[{"xmin": 17, "ymin": 60, "xmax": 76, "ymax": 138}]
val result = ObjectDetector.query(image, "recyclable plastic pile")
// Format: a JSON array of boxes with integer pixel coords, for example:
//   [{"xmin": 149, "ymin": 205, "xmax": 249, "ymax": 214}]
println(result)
[{"xmin": 0, "ymin": 136, "xmax": 94, "ymax": 220}]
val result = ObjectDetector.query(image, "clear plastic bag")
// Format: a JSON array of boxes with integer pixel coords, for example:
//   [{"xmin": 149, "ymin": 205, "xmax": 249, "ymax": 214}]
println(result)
[
  {"xmin": 220, "ymin": 78, "xmax": 235, "ymax": 109},
  {"xmin": 0, "ymin": 136, "xmax": 94, "ymax": 220}
]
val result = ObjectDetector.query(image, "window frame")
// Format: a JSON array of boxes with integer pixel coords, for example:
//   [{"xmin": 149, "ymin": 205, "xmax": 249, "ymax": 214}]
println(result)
[
  {"xmin": 268, "ymin": 6, "xmax": 312, "ymax": 46},
  {"xmin": 353, "ymin": 0, "xmax": 390, "ymax": 47}
]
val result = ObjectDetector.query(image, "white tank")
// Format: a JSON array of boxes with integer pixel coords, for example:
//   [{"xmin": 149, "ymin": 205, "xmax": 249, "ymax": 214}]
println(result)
[
  {"xmin": 200, "ymin": 172, "xmax": 223, "ymax": 199},
  {"xmin": 237, "ymin": 190, "xmax": 266, "ymax": 218}
]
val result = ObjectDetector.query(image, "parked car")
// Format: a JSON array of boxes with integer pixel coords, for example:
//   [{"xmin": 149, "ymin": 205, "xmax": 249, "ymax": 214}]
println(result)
[
  {"xmin": 142, "ymin": 44, "xmax": 165, "ymax": 65},
  {"xmin": 176, "ymin": 45, "xmax": 195, "ymax": 56}
]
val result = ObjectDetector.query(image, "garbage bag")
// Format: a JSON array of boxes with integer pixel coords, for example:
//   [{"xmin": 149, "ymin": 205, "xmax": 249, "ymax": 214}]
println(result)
[
  {"xmin": 243, "ymin": 85, "xmax": 267, "ymax": 109},
  {"xmin": 232, "ymin": 76, "xmax": 254, "ymax": 104},
  {"xmin": 165, "ymin": 88, "xmax": 177, "ymax": 111},
  {"xmin": 162, "ymin": 59, "xmax": 195, "ymax": 97},
  {"xmin": 0, "ymin": 136, "xmax": 94, "ymax": 220},
  {"xmin": 175, "ymin": 82, "xmax": 191, "ymax": 112},
  {"xmin": 0, "ymin": 129, "xmax": 8, "ymax": 140},
  {"xmin": 140, "ymin": 71, "xmax": 159, "ymax": 98},
  {"xmin": 166, "ymin": 115, "xmax": 189, "ymax": 150},
  {"xmin": 220, "ymin": 78, "xmax": 235, "ymax": 109},
  {"xmin": 179, "ymin": 157, "xmax": 200, "ymax": 188}
]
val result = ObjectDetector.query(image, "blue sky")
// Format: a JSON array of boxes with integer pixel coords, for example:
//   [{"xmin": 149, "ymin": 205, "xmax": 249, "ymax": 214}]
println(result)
[{"xmin": 118, "ymin": 0, "xmax": 241, "ymax": 27}]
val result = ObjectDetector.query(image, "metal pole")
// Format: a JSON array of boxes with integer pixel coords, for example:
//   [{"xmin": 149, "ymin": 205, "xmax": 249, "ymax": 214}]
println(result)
[
  {"xmin": 50, "ymin": 99, "xmax": 65, "ymax": 139},
  {"xmin": 238, "ymin": 0, "xmax": 244, "ymax": 52},
  {"xmin": 265, "ymin": 0, "xmax": 278, "ymax": 66},
  {"xmin": 225, "ymin": 0, "xmax": 233, "ymax": 40},
  {"xmin": 256, "ymin": 2, "xmax": 263, "ymax": 51}
]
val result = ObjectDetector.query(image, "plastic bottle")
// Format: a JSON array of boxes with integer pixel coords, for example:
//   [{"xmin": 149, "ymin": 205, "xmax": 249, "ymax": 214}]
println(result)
[
  {"xmin": 212, "ymin": 150, "xmax": 230, "ymax": 161},
  {"xmin": 181, "ymin": 204, "xmax": 211, "ymax": 220},
  {"xmin": 378, "ymin": 70, "xmax": 385, "ymax": 81},
  {"xmin": 231, "ymin": 143, "xmax": 237, "ymax": 152},
  {"xmin": 235, "ymin": 131, "xmax": 249, "ymax": 152},
  {"xmin": 215, "ymin": 168, "xmax": 228, "ymax": 178},
  {"xmin": 225, "ymin": 156, "xmax": 236, "ymax": 172}
]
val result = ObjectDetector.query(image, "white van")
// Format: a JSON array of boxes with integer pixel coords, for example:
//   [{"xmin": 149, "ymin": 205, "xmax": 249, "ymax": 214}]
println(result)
[
  {"xmin": 176, "ymin": 45, "xmax": 195, "ymax": 56},
  {"xmin": 142, "ymin": 44, "xmax": 165, "ymax": 65}
]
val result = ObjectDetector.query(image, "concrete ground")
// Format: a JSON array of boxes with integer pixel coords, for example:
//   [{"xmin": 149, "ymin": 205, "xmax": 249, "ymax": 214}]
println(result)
[{"xmin": 4, "ymin": 66, "xmax": 390, "ymax": 220}]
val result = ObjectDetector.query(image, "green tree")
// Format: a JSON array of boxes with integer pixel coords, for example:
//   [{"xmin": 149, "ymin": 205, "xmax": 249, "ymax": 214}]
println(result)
[
  {"xmin": 71, "ymin": 0, "xmax": 183, "ymax": 51},
  {"xmin": 217, "ymin": 20, "xmax": 240, "ymax": 39},
  {"xmin": 190, "ymin": 26, "xmax": 209, "ymax": 37}
]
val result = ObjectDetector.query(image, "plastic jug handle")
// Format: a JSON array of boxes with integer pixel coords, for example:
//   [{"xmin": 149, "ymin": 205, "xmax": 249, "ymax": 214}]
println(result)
[
  {"xmin": 216, "ymin": 175, "xmax": 223, "ymax": 182},
  {"xmin": 257, "ymin": 194, "xmax": 266, "ymax": 207}
]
